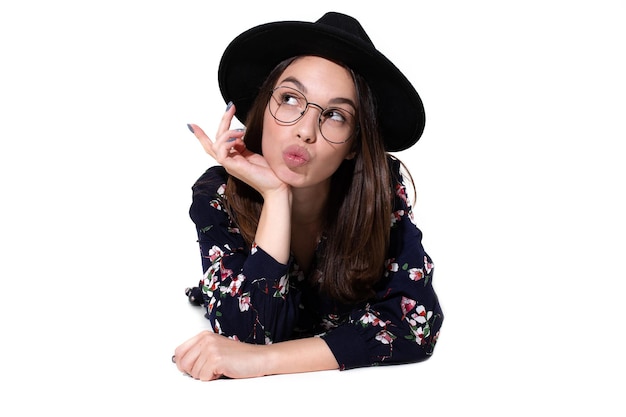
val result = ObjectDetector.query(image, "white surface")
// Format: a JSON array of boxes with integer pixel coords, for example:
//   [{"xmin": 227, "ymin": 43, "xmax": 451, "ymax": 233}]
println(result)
[{"xmin": 1, "ymin": 1, "xmax": 624, "ymax": 415}]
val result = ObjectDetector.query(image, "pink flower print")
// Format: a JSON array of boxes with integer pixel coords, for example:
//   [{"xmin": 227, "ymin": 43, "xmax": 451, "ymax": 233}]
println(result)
[
  {"xmin": 202, "ymin": 273, "xmax": 219, "ymax": 298},
  {"xmin": 219, "ymin": 262, "xmax": 233, "ymax": 280},
  {"xmin": 273, "ymin": 274, "xmax": 289, "ymax": 298},
  {"xmin": 391, "ymin": 210, "xmax": 405, "ymax": 226},
  {"xmin": 208, "ymin": 245, "xmax": 224, "ymax": 263},
  {"xmin": 359, "ymin": 311, "xmax": 386, "ymax": 327},
  {"xmin": 395, "ymin": 183, "xmax": 408, "ymax": 204},
  {"xmin": 226, "ymin": 274, "xmax": 245, "ymax": 296},
  {"xmin": 405, "ymin": 306, "xmax": 434, "ymax": 345},
  {"xmin": 216, "ymin": 184, "xmax": 226, "ymax": 196},
  {"xmin": 203, "ymin": 274, "xmax": 219, "ymax": 291},
  {"xmin": 238, "ymin": 293, "xmax": 251, "ymax": 312},
  {"xmin": 409, "ymin": 268, "xmax": 424, "ymax": 281},
  {"xmin": 209, "ymin": 200, "xmax": 222, "ymax": 210},
  {"xmin": 385, "ymin": 259, "xmax": 399, "ymax": 274},
  {"xmin": 375, "ymin": 329, "xmax": 396, "ymax": 345},
  {"xmin": 424, "ymin": 256, "xmax": 434, "ymax": 274},
  {"xmin": 207, "ymin": 297, "xmax": 217, "ymax": 314},
  {"xmin": 201, "ymin": 267, "xmax": 220, "ymax": 297},
  {"xmin": 411, "ymin": 325, "xmax": 425, "ymax": 345},
  {"xmin": 251, "ymin": 242, "xmax": 258, "ymax": 255},
  {"xmin": 400, "ymin": 296, "xmax": 417, "ymax": 319},
  {"xmin": 413, "ymin": 305, "xmax": 429, "ymax": 324},
  {"xmin": 214, "ymin": 319, "xmax": 222, "ymax": 334}
]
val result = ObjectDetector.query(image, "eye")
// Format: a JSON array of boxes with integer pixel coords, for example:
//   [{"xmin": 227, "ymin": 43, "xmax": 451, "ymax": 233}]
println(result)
[
  {"xmin": 279, "ymin": 90, "xmax": 305, "ymax": 107},
  {"xmin": 322, "ymin": 108, "xmax": 349, "ymax": 124},
  {"xmin": 280, "ymin": 93, "xmax": 297, "ymax": 105}
]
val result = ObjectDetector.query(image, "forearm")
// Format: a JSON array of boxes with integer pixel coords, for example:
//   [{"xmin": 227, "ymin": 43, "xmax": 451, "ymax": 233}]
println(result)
[
  {"xmin": 260, "ymin": 337, "xmax": 339, "ymax": 376},
  {"xmin": 175, "ymin": 331, "xmax": 338, "ymax": 381},
  {"xmin": 254, "ymin": 188, "xmax": 292, "ymax": 264}
]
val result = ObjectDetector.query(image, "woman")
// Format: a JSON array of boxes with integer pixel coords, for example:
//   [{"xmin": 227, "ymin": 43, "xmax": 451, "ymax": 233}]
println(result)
[{"xmin": 174, "ymin": 12, "xmax": 443, "ymax": 381}]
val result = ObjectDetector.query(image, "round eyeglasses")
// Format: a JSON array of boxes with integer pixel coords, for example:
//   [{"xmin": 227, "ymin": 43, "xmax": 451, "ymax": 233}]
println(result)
[{"xmin": 268, "ymin": 86, "xmax": 358, "ymax": 144}]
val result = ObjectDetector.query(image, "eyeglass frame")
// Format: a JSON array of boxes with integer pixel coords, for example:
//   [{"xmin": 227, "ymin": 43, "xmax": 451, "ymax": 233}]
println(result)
[{"xmin": 267, "ymin": 85, "xmax": 360, "ymax": 144}]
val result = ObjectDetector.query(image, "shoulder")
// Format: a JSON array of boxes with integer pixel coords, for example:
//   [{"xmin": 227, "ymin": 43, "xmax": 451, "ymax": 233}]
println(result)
[
  {"xmin": 189, "ymin": 165, "xmax": 230, "ymax": 228},
  {"xmin": 192, "ymin": 165, "xmax": 228, "ymax": 197},
  {"xmin": 387, "ymin": 154, "xmax": 402, "ymax": 174},
  {"xmin": 386, "ymin": 154, "xmax": 410, "ymax": 186},
  {"xmin": 386, "ymin": 155, "xmax": 412, "ymax": 205}
]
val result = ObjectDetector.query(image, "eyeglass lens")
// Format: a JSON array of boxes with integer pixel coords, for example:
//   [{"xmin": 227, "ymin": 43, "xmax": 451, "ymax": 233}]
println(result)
[{"xmin": 268, "ymin": 86, "xmax": 356, "ymax": 144}]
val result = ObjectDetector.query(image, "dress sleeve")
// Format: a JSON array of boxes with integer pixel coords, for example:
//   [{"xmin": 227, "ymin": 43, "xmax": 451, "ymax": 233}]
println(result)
[
  {"xmin": 320, "ymin": 163, "xmax": 444, "ymax": 370},
  {"xmin": 188, "ymin": 166, "xmax": 300, "ymax": 344}
]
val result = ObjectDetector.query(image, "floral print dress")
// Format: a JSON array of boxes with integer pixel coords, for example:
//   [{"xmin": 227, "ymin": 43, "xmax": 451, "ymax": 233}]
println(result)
[{"xmin": 186, "ymin": 157, "xmax": 443, "ymax": 370}]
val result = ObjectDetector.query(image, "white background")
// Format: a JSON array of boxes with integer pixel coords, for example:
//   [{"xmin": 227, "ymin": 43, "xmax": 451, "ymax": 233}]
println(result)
[{"xmin": 1, "ymin": 0, "xmax": 624, "ymax": 415}]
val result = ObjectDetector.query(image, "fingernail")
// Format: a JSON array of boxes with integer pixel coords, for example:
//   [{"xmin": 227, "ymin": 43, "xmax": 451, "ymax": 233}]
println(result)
[
  {"xmin": 227, "ymin": 137, "xmax": 237, "ymax": 142},
  {"xmin": 235, "ymin": 128, "xmax": 245, "ymax": 132},
  {"xmin": 187, "ymin": 124, "xmax": 195, "ymax": 133},
  {"xmin": 171, "ymin": 355, "xmax": 176, "ymax": 363},
  {"xmin": 225, "ymin": 101, "xmax": 233, "ymax": 111}
]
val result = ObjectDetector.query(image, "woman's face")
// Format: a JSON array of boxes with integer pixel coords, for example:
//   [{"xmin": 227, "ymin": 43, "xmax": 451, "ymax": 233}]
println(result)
[{"xmin": 262, "ymin": 56, "xmax": 357, "ymax": 191}]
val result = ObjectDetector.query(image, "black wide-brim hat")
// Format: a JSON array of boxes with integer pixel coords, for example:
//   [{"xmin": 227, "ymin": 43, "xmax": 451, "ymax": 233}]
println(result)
[{"xmin": 218, "ymin": 11, "xmax": 425, "ymax": 152}]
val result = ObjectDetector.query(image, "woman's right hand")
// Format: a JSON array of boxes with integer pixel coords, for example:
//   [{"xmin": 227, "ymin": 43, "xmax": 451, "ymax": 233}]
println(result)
[
  {"xmin": 188, "ymin": 103, "xmax": 288, "ymax": 198},
  {"xmin": 190, "ymin": 103, "xmax": 292, "ymax": 264}
]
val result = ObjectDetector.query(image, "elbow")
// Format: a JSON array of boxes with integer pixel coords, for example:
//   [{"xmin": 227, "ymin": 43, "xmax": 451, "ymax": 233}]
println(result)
[{"xmin": 398, "ymin": 310, "xmax": 444, "ymax": 364}]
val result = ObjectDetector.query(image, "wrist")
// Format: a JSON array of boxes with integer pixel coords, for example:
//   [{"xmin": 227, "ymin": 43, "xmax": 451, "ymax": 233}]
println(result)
[
  {"xmin": 255, "ymin": 185, "xmax": 292, "ymax": 264},
  {"xmin": 254, "ymin": 338, "xmax": 339, "ymax": 376},
  {"xmin": 261, "ymin": 183, "xmax": 292, "ymax": 205}
]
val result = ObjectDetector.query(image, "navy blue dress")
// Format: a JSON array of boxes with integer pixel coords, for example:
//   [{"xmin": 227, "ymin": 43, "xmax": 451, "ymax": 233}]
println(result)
[{"xmin": 186, "ymin": 158, "xmax": 443, "ymax": 370}]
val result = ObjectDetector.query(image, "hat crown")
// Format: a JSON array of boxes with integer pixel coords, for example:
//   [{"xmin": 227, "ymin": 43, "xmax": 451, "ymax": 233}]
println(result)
[
  {"xmin": 315, "ymin": 12, "xmax": 374, "ymax": 46},
  {"xmin": 219, "ymin": 12, "xmax": 425, "ymax": 151}
]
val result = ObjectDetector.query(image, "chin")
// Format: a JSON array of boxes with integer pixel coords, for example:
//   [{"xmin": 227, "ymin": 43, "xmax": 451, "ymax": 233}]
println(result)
[{"xmin": 276, "ymin": 169, "xmax": 307, "ymax": 187}]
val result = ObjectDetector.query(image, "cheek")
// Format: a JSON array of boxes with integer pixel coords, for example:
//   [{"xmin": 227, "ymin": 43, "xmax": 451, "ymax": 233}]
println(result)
[
  {"xmin": 327, "ymin": 141, "xmax": 355, "ymax": 163},
  {"xmin": 261, "ymin": 113, "xmax": 278, "ymax": 155},
  {"xmin": 319, "ymin": 147, "xmax": 353, "ymax": 174}
]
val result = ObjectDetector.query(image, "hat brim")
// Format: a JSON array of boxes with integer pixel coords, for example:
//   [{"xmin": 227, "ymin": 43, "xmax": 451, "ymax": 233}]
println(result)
[{"xmin": 218, "ymin": 20, "xmax": 425, "ymax": 152}]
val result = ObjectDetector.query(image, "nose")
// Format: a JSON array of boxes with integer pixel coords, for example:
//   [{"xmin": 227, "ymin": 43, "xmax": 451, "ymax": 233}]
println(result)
[{"xmin": 296, "ymin": 103, "xmax": 323, "ymax": 143}]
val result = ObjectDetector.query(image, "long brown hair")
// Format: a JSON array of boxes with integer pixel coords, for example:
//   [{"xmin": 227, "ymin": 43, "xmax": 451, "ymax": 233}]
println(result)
[{"xmin": 224, "ymin": 56, "xmax": 393, "ymax": 304}]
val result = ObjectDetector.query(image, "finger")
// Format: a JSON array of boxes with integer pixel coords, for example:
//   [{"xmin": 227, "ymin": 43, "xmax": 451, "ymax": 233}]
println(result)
[
  {"xmin": 173, "ymin": 331, "xmax": 205, "ymax": 373},
  {"xmin": 176, "ymin": 332, "xmax": 223, "ymax": 381},
  {"xmin": 212, "ymin": 102, "xmax": 242, "ymax": 159},
  {"xmin": 190, "ymin": 352, "xmax": 214, "ymax": 381},
  {"xmin": 187, "ymin": 123, "xmax": 218, "ymax": 159},
  {"xmin": 214, "ymin": 130, "xmax": 247, "ymax": 161},
  {"xmin": 216, "ymin": 101, "xmax": 237, "ymax": 138}
]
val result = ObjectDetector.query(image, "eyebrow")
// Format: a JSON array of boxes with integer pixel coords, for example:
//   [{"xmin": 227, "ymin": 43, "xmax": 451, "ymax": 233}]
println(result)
[{"xmin": 278, "ymin": 76, "xmax": 357, "ymax": 110}]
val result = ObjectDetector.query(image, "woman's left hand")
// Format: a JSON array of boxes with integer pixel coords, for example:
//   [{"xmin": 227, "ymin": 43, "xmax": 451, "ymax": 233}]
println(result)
[{"xmin": 173, "ymin": 331, "xmax": 265, "ymax": 381}]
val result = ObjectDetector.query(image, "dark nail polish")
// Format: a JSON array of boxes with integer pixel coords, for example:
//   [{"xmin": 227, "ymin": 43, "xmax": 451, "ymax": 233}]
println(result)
[
  {"xmin": 187, "ymin": 124, "xmax": 195, "ymax": 134},
  {"xmin": 225, "ymin": 101, "xmax": 233, "ymax": 111},
  {"xmin": 227, "ymin": 137, "xmax": 236, "ymax": 142}
]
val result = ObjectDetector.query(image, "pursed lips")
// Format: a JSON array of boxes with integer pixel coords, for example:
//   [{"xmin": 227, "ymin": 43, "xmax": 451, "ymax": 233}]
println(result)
[{"xmin": 282, "ymin": 144, "xmax": 311, "ymax": 167}]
